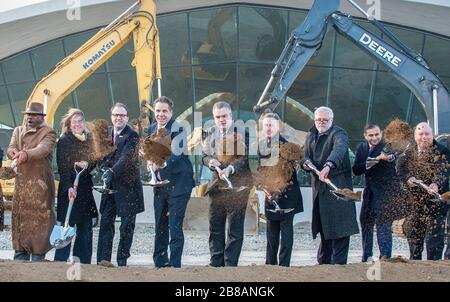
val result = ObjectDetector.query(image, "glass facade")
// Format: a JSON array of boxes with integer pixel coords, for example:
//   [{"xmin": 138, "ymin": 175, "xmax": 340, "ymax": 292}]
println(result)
[{"xmin": 1, "ymin": 4, "xmax": 449, "ymax": 187}]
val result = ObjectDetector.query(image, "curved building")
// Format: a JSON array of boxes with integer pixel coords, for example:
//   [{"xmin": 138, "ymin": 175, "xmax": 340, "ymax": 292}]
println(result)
[{"xmin": 1, "ymin": 0, "xmax": 450, "ymax": 188}]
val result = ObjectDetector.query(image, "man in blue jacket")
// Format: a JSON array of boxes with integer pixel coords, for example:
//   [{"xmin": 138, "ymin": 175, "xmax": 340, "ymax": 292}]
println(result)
[
  {"xmin": 352, "ymin": 124, "xmax": 400, "ymax": 262},
  {"xmin": 148, "ymin": 96, "xmax": 195, "ymax": 268}
]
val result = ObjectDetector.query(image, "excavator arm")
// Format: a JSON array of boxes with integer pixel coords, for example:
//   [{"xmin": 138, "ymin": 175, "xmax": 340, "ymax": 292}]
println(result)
[
  {"xmin": 24, "ymin": 0, "xmax": 161, "ymax": 129},
  {"xmin": 254, "ymin": 0, "xmax": 450, "ymax": 134}
]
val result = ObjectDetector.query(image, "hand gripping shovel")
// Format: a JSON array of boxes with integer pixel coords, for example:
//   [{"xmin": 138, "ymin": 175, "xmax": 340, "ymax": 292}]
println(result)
[
  {"xmin": 215, "ymin": 166, "xmax": 247, "ymax": 193},
  {"xmin": 50, "ymin": 163, "xmax": 87, "ymax": 249},
  {"xmin": 93, "ymin": 168, "xmax": 118, "ymax": 194},
  {"xmin": 411, "ymin": 179, "xmax": 450, "ymax": 206},
  {"xmin": 262, "ymin": 188, "xmax": 294, "ymax": 214},
  {"xmin": 305, "ymin": 161, "xmax": 361, "ymax": 202},
  {"xmin": 142, "ymin": 164, "xmax": 170, "ymax": 187}
]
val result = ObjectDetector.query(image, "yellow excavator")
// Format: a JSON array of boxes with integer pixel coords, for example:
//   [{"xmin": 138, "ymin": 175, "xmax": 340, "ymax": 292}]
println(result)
[
  {"xmin": 1, "ymin": 0, "xmax": 161, "ymax": 229},
  {"xmin": 25, "ymin": 0, "xmax": 161, "ymax": 127}
]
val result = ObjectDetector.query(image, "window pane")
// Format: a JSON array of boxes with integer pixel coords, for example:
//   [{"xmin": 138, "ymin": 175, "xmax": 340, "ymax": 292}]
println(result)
[
  {"xmin": 2, "ymin": 53, "xmax": 34, "ymax": 84},
  {"xmin": 0, "ymin": 130, "xmax": 12, "ymax": 155},
  {"xmin": 334, "ymin": 21, "xmax": 378, "ymax": 70},
  {"xmin": 107, "ymin": 39, "xmax": 134, "ymax": 72},
  {"xmin": 63, "ymin": 29, "xmax": 105, "ymax": 73},
  {"xmin": 378, "ymin": 26, "xmax": 424, "ymax": 72},
  {"xmin": 423, "ymin": 35, "xmax": 450, "ymax": 77},
  {"xmin": 194, "ymin": 63, "xmax": 237, "ymax": 121},
  {"xmin": 239, "ymin": 6, "xmax": 287, "ymax": 62},
  {"xmin": 109, "ymin": 71, "xmax": 139, "ymax": 120},
  {"xmin": 159, "ymin": 67, "xmax": 193, "ymax": 124},
  {"xmin": 189, "ymin": 7, "xmax": 237, "ymax": 65},
  {"xmin": 330, "ymin": 69, "xmax": 371, "ymax": 144},
  {"xmin": 284, "ymin": 66, "xmax": 330, "ymax": 131},
  {"xmin": 30, "ymin": 40, "xmax": 66, "ymax": 79},
  {"xmin": 159, "ymin": 13, "xmax": 189, "ymax": 67},
  {"xmin": 0, "ymin": 65, "xmax": 4, "ymax": 84},
  {"xmin": 0, "ymin": 86, "xmax": 15, "ymax": 128},
  {"xmin": 370, "ymin": 71, "xmax": 411, "ymax": 128},
  {"xmin": 75, "ymin": 73, "xmax": 110, "ymax": 121},
  {"xmin": 238, "ymin": 63, "xmax": 272, "ymax": 122},
  {"xmin": 409, "ymin": 96, "xmax": 427, "ymax": 127},
  {"xmin": 9, "ymin": 82, "xmax": 36, "ymax": 123},
  {"xmin": 289, "ymin": 10, "xmax": 333, "ymax": 67}
]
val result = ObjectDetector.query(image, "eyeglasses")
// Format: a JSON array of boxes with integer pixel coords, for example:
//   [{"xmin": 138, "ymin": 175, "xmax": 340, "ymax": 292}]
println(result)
[
  {"xmin": 315, "ymin": 118, "xmax": 331, "ymax": 123},
  {"xmin": 112, "ymin": 113, "xmax": 128, "ymax": 118}
]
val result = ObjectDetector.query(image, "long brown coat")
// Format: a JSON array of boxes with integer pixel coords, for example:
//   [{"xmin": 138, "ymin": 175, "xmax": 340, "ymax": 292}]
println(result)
[{"xmin": 7, "ymin": 123, "xmax": 56, "ymax": 255}]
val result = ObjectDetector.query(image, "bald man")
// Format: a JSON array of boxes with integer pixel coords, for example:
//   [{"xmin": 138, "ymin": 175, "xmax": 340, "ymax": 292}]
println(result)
[{"xmin": 397, "ymin": 122, "xmax": 450, "ymax": 260}]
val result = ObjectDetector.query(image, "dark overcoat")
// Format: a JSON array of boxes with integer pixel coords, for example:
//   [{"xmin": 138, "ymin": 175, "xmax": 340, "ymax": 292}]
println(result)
[
  {"xmin": 100, "ymin": 125, "xmax": 144, "ymax": 217},
  {"xmin": 301, "ymin": 125, "xmax": 359, "ymax": 240},
  {"xmin": 56, "ymin": 131, "xmax": 98, "ymax": 225}
]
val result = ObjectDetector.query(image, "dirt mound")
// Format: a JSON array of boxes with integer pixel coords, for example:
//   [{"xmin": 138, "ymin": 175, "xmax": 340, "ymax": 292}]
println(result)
[
  {"xmin": 254, "ymin": 159, "xmax": 293, "ymax": 193},
  {"xmin": 85, "ymin": 119, "xmax": 115, "ymax": 161},
  {"xmin": 0, "ymin": 259, "xmax": 449, "ymax": 282},
  {"xmin": 142, "ymin": 128, "xmax": 172, "ymax": 166}
]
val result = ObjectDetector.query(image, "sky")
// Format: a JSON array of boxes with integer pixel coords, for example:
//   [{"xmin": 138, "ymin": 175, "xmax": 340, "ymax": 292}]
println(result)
[{"xmin": 0, "ymin": 0, "xmax": 49, "ymax": 13}]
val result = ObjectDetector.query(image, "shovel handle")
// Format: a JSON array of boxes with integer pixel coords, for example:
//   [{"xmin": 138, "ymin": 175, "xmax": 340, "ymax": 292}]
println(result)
[{"xmin": 306, "ymin": 162, "xmax": 339, "ymax": 190}]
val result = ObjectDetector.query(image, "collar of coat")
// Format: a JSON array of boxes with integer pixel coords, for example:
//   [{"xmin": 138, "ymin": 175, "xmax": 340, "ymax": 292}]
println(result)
[
  {"xmin": 24, "ymin": 122, "xmax": 46, "ymax": 135},
  {"xmin": 309, "ymin": 125, "xmax": 333, "ymax": 137}
]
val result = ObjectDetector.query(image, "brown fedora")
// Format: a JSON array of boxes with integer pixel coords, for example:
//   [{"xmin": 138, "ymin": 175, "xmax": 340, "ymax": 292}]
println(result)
[{"xmin": 22, "ymin": 102, "xmax": 46, "ymax": 115}]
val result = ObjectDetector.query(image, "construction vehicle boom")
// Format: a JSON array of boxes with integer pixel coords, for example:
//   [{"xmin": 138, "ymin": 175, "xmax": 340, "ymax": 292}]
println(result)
[
  {"xmin": 254, "ymin": 0, "xmax": 450, "ymax": 135},
  {"xmin": 24, "ymin": 0, "xmax": 161, "ymax": 129}
]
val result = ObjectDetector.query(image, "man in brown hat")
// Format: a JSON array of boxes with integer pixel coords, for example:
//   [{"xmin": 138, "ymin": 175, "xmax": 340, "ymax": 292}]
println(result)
[{"xmin": 7, "ymin": 102, "xmax": 56, "ymax": 261}]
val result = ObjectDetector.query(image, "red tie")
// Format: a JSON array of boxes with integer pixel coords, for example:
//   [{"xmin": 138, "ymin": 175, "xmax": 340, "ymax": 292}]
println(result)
[
  {"xmin": 113, "ymin": 132, "xmax": 119, "ymax": 146},
  {"xmin": 369, "ymin": 144, "xmax": 375, "ymax": 154},
  {"xmin": 156, "ymin": 170, "xmax": 162, "ymax": 181}
]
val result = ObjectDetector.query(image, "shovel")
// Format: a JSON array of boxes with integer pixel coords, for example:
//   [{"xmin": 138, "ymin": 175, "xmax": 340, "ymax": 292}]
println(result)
[
  {"xmin": 93, "ymin": 168, "xmax": 118, "ymax": 194},
  {"xmin": 50, "ymin": 163, "xmax": 87, "ymax": 249},
  {"xmin": 411, "ymin": 179, "xmax": 450, "ymax": 206},
  {"xmin": 262, "ymin": 188, "xmax": 294, "ymax": 214},
  {"xmin": 305, "ymin": 161, "xmax": 360, "ymax": 202},
  {"xmin": 142, "ymin": 164, "xmax": 170, "ymax": 187},
  {"xmin": 215, "ymin": 166, "xmax": 247, "ymax": 193}
]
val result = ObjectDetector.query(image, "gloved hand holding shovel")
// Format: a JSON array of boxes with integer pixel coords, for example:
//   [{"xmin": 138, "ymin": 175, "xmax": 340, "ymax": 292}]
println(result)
[
  {"xmin": 304, "ymin": 160, "xmax": 361, "ymax": 202},
  {"xmin": 50, "ymin": 162, "xmax": 87, "ymax": 249},
  {"xmin": 93, "ymin": 168, "xmax": 118, "ymax": 194},
  {"xmin": 215, "ymin": 165, "xmax": 247, "ymax": 193}
]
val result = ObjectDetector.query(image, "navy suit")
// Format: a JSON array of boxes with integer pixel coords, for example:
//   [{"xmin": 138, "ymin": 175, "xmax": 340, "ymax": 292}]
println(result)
[
  {"xmin": 353, "ymin": 141, "xmax": 400, "ymax": 261},
  {"xmin": 148, "ymin": 119, "xmax": 194, "ymax": 268},
  {"xmin": 97, "ymin": 124, "xmax": 144, "ymax": 266},
  {"xmin": 260, "ymin": 136, "xmax": 303, "ymax": 267}
]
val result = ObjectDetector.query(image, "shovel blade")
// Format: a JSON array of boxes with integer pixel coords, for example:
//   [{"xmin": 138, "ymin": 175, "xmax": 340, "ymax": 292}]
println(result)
[
  {"xmin": 50, "ymin": 225, "xmax": 77, "ymax": 249},
  {"xmin": 93, "ymin": 187, "xmax": 118, "ymax": 194}
]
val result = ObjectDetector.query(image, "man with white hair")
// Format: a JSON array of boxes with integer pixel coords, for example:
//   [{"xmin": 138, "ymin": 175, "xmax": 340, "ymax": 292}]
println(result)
[
  {"xmin": 397, "ymin": 122, "xmax": 450, "ymax": 260},
  {"xmin": 301, "ymin": 106, "xmax": 359, "ymax": 265}
]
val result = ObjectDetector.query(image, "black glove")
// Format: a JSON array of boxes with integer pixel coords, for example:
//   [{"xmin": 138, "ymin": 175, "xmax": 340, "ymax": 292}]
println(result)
[{"xmin": 102, "ymin": 169, "xmax": 114, "ymax": 188}]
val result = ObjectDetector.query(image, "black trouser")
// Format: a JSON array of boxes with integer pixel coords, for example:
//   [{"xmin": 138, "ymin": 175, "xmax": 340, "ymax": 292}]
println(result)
[
  {"xmin": 153, "ymin": 191, "xmax": 190, "ymax": 268},
  {"xmin": 208, "ymin": 191, "xmax": 249, "ymax": 267},
  {"xmin": 317, "ymin": 232, "xmax": 350, "ymax": 265},
  {"xmin": 266, "ymin": 215, "xmax": 294, "ymax": 267},
  {"xmin": 54, "ymin": 220, "xmax": 93, "ymax": 264},
  {"xmin": 97, "ymin": 198, "xmax": 136, "ymax": 266},
  {"xmin": 403, "ymin": 206, "xmax": 448, "ymax": 260}
]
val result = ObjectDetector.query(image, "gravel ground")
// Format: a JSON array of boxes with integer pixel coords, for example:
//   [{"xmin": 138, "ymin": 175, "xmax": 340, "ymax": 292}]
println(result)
[{"xmin": 0, "ymin": 221, "xmax": 411, "ymax": 266}]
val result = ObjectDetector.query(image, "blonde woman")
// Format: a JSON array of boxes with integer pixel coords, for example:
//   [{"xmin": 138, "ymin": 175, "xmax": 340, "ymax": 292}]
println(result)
[{"xmin": 54, "ymin": 108, "xmax": 98, "ymax": 264}]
